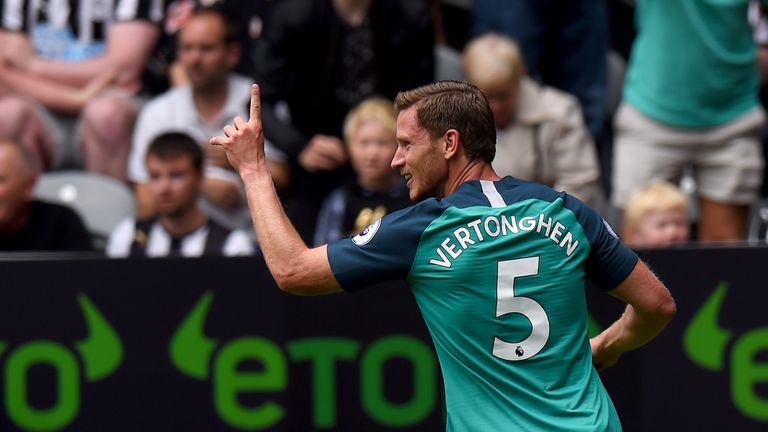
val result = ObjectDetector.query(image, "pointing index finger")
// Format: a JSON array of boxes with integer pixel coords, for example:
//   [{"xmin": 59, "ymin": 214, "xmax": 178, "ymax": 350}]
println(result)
[{"xmin": 250, "ymin": 84, "xmax": 261, "ymax": 123}]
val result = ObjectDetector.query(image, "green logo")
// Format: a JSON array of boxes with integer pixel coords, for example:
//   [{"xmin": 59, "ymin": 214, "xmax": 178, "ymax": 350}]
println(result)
[
  {"xmin": 170, "ymin": 291, "xmax": 438, "ymax": 430},
  {"xmin": 684, "ymin": 282, "xmax": 768, "ymax": 422},
  {"xmin": 1, "ymin": 294, "xmax": 123, "ymax": 431}
]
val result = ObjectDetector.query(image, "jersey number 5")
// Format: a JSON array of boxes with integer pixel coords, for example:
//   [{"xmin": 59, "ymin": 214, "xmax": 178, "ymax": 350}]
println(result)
[{"xmin": 492, "ymin": 257, "xmax": 550, "ymax": 361}]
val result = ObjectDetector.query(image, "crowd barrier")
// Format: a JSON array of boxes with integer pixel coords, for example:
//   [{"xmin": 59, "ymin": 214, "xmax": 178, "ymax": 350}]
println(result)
[{"xmin": 0, "ymin": 247, "xmax": 765, "ymax": 431}]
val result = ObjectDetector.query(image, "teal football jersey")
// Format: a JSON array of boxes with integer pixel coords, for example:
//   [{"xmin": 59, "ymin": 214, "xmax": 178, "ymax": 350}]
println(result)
[{"xmin": 327, "ymin": 177, "xmax": 636, "ymax": 431}]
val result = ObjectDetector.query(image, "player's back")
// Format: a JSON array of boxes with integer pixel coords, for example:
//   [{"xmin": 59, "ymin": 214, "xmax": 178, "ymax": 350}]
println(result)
[{"xmin": 406, "ymin": 177, "xmax": 629, "ymax": 431}]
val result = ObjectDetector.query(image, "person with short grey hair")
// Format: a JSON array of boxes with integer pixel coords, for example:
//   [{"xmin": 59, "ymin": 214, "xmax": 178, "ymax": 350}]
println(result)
[{"xmin": 0, "ymin": 139, "xmax": 92, "ymax": 251}]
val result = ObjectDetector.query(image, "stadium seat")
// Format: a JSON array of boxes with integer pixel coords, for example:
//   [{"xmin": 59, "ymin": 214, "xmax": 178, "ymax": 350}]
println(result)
[{"xmin": 34, "ymin": 171, "xmax": 136, "ymax": 249}]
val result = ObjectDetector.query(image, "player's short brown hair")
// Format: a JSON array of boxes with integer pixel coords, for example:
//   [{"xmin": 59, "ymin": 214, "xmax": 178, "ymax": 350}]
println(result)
[{"xmin": 394, "ymin": 80, "xmax": 496, "ymax": 163}]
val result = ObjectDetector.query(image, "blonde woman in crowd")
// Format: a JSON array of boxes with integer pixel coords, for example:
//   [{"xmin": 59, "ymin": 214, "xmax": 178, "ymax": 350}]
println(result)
[{"xmin": 463, "ymin": 32, "xmax": 601, "ymax": 206}]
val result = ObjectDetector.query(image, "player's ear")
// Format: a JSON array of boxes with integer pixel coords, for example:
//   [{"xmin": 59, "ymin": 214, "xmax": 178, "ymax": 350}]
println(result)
[{"xmin": 443, "ymin": 129, "xmax": 460, "ymax": 160}]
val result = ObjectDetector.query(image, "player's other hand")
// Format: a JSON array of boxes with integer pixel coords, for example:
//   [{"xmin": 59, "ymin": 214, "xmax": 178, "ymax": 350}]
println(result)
[
  {"xmin": 590, "ymin": 334, "xmax": 621, "ymax": 371},
  {"xmin": 210, "ymin": 84, "xmax": 265, "ymax": 175}
]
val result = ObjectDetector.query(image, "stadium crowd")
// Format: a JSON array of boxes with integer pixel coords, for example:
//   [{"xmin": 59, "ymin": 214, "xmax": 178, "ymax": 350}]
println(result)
[{"xmin": 1, "ymin": 0, "xmax": 766, "ymax": 253}]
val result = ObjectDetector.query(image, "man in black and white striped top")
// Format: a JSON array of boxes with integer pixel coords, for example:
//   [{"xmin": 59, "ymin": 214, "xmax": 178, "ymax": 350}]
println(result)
[
  {"xmin": 0, "ymin": 0, "xmax": 166, "ymax": 180},
  {"xmin": 106, "ymin": 131, "xmax": 256, "ymax": 258}
]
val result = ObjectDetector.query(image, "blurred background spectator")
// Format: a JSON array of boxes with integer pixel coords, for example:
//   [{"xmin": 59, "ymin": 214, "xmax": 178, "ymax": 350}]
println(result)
[
  {"xmin": 0, "ymin": 139, "xmax": 93, "ymax": 252},
  {"xmin": 0, "ymin": 0, "xmax": 765, "ymax": 253},
  {"xmin": 621, "ymin": 181, "xmax": 691, "ymax": 248},
  {"xmin": 155, "ymin": 0, "xmax": 275, "ymax": 87},
  {"xmin": 253, "ymin": 0, "xmax": 435, "ymax": 241},
  {"xmin": 107, "ymin": 132, "xmax": 255, "ymax": 257},
  {"xmin": 128, "ymin": 6, "xmax": 287, "ymax": 231},
  {"xmin": 0, "ymin": 0, "xmax": 166, "ymax": 181},
  {"xmin": 463, "ymin": 32, "xmax": 601, "ymax": 206},
  {"xmin": 612, "ymin": 0, "xmax": 765, "ymax": 242},
  {"xmin": 471, "ymin": 0, "xmax": 608, "ymax": 144},
  {"xmin": 313, "ymin": 97, "xmax": 410, "ymax": 245}
]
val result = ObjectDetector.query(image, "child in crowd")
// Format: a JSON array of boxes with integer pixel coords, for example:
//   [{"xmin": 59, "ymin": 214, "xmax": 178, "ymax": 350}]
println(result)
[
  {"xmin": 622, "ymin": 181, "xmax": 691, "ymax": 247},
  {"xmin": 313, "ymin": 97, "xmax": 410, "ymax": 245}
]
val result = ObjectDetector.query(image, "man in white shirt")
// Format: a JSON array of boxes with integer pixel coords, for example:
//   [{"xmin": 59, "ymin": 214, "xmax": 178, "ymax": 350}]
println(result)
[
  {"xmin": 108, "ymin": 131, "xmax": 255, "ymax": 257},
  {"xmin": 128, "ymin": 6, "xmax": 286, "ymax": 230}
]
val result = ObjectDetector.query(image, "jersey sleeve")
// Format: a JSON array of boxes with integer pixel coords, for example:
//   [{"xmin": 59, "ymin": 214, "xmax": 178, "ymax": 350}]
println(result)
[
  {"xmin": 327, "ymin": 201, "xmax": 439, "ymax": 292},
  {"xmin": 567, "ymin": 195, "xmax": 638, "ymax": 291}
]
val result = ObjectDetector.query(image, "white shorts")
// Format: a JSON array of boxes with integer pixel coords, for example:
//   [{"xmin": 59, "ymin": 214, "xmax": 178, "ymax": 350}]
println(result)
[{"xmin": 612, "ymin": 103, "xmax": 765, "ymax": 207}]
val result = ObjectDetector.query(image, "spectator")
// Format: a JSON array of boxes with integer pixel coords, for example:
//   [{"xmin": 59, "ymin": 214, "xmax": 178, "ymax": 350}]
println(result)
[
  {"xmin": 463, "ymin": 33, "xmax": 601, "ymax": 205},
  {"xmin": 313, "ymin": 97, "xmax": 410, "ymax": 245},
  {"xmin": 613, "ymin": 0, "xmax": 765, "ymax": 242},
  {"xmin": 129, "ymin": 6, "xmax": 287, "ymax": 230},
  {"xmin": 107, "ymin": 132, "xmax": 255, "ymax": 257},
  {"xmin": 253, "ymin": 0, "xmax": 434, "ymax": 240},
  {"xmin": 0, "ymin": 139, "xmax": 93, "ymax": 252},
  {"xmin": 157, "ymin": 0, "xmax": 275, "ymax": 87},
  {"xmin": 0, "ymin": 0, "xmax": 165, "ymax": 180},
  {"xmin": 749, "ymin": 0, "xmax": 768, "ymax": 198},
  {"xmin": 201, "ymin": 0, "xmax": 274, "ymax": 78},
  {"xmin": 622, "ymin": 181, "xmax": 691, "ymax": 248},
  {"xmin": 471, "ymin": 0, "xmax": 608, "ymax": 142}
]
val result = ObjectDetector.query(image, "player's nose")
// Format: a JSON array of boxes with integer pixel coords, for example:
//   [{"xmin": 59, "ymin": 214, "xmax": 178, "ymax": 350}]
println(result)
[{"xmin": 391, "ymin": 146, "xmax": 404, "ymax": 170}]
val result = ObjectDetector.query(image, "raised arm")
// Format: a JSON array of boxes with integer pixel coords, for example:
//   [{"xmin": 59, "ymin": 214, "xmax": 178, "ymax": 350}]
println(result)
[
  {"xmin": 590, "ymin": 259, "xmax": 676, "ymax": 370},
  {"xmin": 210, "ymin": 84, "xmax": 342, "ymax": 295}
]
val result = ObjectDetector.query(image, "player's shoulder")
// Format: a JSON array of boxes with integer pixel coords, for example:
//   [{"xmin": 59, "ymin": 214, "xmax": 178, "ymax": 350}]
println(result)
[
  {"xmin": 496, "ymin": 176, "xmax": 563, "ymax": 199},
  {"xmin": 346, "ymin": 198, "xmax": 445, "ymax": 247},
  {"xmin": 449, "ymin": 177, "xmax": 604, "ymax": 230},
  {"xmin": 492, "ymin": 177, "xmax": 594, "ymax": 210},
  {"xmin": 387, "ymin": 197, "xmax": 447, "ymax": 227},
  {"xmin": 493, "ymin": 178, "xmax": 617, "ymax": 243},
  {"xmin": 441, "ymin": 177, "xmax": 564, "ymax": 208}
]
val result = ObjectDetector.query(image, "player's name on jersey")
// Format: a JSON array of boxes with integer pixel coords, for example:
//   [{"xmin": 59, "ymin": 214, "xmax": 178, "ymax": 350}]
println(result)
[{"xmin": 429, "ymin": 212, "xmax": 580, "ymax": 268}]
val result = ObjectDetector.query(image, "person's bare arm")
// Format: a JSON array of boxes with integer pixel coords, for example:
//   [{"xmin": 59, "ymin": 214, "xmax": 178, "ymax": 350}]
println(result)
[
  {"xmin": 0, "ymin": 62, "xmax": 116, "ymax": 113},
  {"xmin": 0, "ymin": 30, "xmax": 34, "ymax": 65},
  {"xmin": 211, "ymin": 84, "xmax": 342, "ymax": 295},
  {"xmin": 590, "ymin": 259, "xmax": 676, "ymax": 370},
  {"xmin": 23, "ymin": 21, "xmax": 159, "ymax": 88}
]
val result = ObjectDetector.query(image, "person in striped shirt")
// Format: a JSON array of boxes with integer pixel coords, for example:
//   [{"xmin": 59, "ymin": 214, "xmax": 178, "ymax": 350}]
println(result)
[
  {"xmin": 0, "ymin": 0, "xmax": 166, "ymax": 180},
  {"xmin": 107, "ymin": 131, "xmax": 255, "ymax": 258}
]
